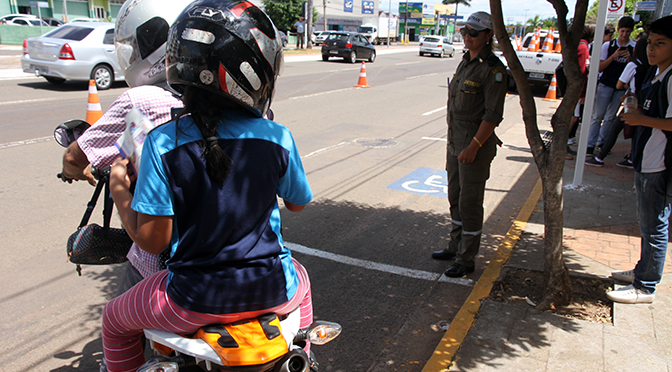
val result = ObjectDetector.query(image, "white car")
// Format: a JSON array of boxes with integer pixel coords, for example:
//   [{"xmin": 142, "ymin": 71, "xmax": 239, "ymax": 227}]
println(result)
[
  {"xmin": 419, "ymin": 36, "xmax": 455, "ymax": 58},
  {"xmin": 0, "ymin": 13, "xmax": 37, "ymax": 24},
  {"xmin": 21, "ymin": 22, "xmax": 124, "ymax": 90},
  {"xmin": 6, "ymin": 16, "xmax": 48, "ymax": 27},
  {"xmin": 314, "ymin": 31, "xmax": 332, "ymax": 45}
]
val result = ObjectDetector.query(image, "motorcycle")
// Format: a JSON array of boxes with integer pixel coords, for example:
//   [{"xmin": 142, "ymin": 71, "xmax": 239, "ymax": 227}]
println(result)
[
  {"xmin": 54, "ymin": 120, "xmax": 342, "ymax": 372},
  {"xmin": 139, "ymin": 307, "xmax": 341, "ymax": 372}
]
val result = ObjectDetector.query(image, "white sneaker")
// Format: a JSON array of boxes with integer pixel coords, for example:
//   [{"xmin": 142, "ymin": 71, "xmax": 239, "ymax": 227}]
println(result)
[
  {"xmin": 607, "ymin": 284, "xmax": 655, "ymax": 304},
  {"xmin": 611, "ymin": 269, "xmax": 635, "ymax": 283},
  {"xmin": 568, "ymin": 137, "xmax": 576, "ymax": 145}
]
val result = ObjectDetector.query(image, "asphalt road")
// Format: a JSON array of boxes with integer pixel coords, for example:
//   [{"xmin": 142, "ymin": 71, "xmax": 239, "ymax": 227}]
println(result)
[{"xmin": 0, "ymin": 47, "xmax": 548, "ymax": 371}]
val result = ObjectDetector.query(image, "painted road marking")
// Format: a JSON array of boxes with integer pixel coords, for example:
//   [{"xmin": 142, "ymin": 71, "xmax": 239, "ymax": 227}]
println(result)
[
  {"xmin": 301, "ymin": 141, "xmax": 351, "ymax": 159},
  {"xmin": 0, "ymin": 136, "xmax": 52, "ymax": 149},
  {"xmin": 287, "ymin": 242, "xmax": 473, "ymax": 286},
  {"xmin": 0, "ymin": 97, "xmax": 60, "ymax": 106},
  {"xmin": 289, "ymin": 87, "xmax": 353, "ymax": 100},
  {"xmin": 387, "ymin": 167, "xmax": 448, "ymax": 198},
  {"xmin": 407, "ymin": 72, "xmax": 439, "ymax": 80},
  {"xmin": 421, "ymin": 178, "xmax": 543, "ymax": 371},
  {"xmin": 422, "ymin": 106, "xmax": 447, "ymax": 116}
]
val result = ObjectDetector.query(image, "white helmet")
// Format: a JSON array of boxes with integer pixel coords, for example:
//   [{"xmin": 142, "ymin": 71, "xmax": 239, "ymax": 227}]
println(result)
[{"xmin": 114, "ymin": 0, "xmax": 193, "ymax": 87}]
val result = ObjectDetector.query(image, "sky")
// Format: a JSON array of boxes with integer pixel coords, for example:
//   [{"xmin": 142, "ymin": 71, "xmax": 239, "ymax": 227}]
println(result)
[{"xmin": 379, "ymin": 0, "xmax": 583, "ymax": 25}]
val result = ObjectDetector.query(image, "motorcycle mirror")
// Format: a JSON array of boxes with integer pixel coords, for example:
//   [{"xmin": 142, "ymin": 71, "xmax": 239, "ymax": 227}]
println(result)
[{"xmin": 54, "ymin": 119, "xmax": 90, "ymax": 147}]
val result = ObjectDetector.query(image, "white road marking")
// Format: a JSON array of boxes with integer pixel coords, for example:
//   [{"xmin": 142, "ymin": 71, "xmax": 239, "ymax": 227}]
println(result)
[
  {"xmin": 286, "ymin": 242, "xmax": 474, "ymax": 286},
  {"xmin": 422, "ymin": 106, "xmax": 447, "ymax": 116},
  {"xmin": 289, "ymin": 87, "xmax": 353, "ymax": 100},
  {"xmin": 0, "ymin": 97, "xmax": 60, "ymax": 106},
  {"xmin": 301, "ymin": 141, "xmax": 350, "ymax": 159},
  {"xmin": 406, "ymin": 72, "xmax": 438, "ymax": 80},
  {"xmin": 0, "ymin": 136, "xmax": 52, "ymax": 149},
  {"xmin": 422, "ymin": 137, "xmax": 447, "ymax": 142},
  {"xmin": 395, "ymin": 61, "xmax": 421, "ymax": 66}
]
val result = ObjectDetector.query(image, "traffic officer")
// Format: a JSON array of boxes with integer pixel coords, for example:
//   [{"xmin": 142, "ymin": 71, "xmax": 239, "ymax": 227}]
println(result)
[{"xmin": 431, "ymin": 11, "xmax": 507, "ymax": 278}]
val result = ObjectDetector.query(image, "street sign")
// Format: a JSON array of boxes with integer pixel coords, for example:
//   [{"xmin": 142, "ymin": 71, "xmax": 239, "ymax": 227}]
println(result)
[
  {"xmin": 29, "ymin": 1, "xmax": 49, "ymax": 7},
  {"xmin": 635, "ymin": 1, "xmax": 657, "ymax": 11},
  {"xmin": 607, "ymin": 0, "xmax": 625, "ymax": 19}
]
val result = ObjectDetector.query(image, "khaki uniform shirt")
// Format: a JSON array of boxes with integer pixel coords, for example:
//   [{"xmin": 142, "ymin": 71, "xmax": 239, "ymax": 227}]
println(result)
[{"xmin": 447, "ymin": 47, "xmax": 507, "ymax": 156}]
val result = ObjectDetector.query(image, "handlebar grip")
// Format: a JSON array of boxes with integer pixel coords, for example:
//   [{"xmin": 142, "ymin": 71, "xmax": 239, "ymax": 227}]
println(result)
[{"xmin": 57, "ymin": 173, "xmax": 74, "ymax": 182}]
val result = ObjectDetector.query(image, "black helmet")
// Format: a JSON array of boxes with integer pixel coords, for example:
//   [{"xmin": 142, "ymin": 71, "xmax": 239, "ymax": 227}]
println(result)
[{"xmin": 166, "ymin": 0, "xmax": 284, "ymax": 118}]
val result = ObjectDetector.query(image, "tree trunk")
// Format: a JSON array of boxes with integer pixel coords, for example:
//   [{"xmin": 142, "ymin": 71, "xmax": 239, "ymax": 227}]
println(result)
[{"xmin": 490, "ymin": 0, "xmax": 590, "ymax": 310}]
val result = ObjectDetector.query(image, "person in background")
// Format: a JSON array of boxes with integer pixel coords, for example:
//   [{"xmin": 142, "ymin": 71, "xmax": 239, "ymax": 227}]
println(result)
[
  {"xmin": 609, "ymin": 15, "xmax": 672, "ymax": 304},
  {"xmin": 294, "ymin": 16, "xmax": 306, "ymax": 49},
  {"xmin": 586, "ymin": 16, "xmax": 636, "ymax": 155},
  {"xmin": 431, "ymin": 11, "xmax": 507, "ymax": 278},
  {"xmin": 586, "ymin": 35, "xmax": 650, "ymax": 167},
  {"xmin": 566, "ymin": 25, "xmax": 595, "ymax": 160}
]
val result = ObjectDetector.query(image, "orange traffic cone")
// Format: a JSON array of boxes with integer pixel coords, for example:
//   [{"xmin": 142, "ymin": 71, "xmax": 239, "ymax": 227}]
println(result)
[
  {"xmin": 542, "ymin": 28, "xmax": 554, "ymax": 52},
  {"xmin": 85, "ymin": 79, "xmax": 103, "ymax": 124},
  {"xmin": 543, "ymin": 74, "xmax": 559, "ymax": 102},
  {"xmin": 554, "ymin": 39, "xmax": 562, "ymax": 53},
  {"xmin": 354, "ymin": 61, "xmax": 370, "ymax": 88}
]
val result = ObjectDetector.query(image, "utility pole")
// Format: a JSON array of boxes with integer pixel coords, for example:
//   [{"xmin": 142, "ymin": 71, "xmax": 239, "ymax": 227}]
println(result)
[
  {"xmin": 62, "ymin": 0, "xmax": 69, "ymax": 22},
  {"xmin": 404, "ymin": 0, "xmax": 408, "ymax": 44},
  {"xmin": 323, "ymin": 0, "xmax": 327, "ymax": 31},
  {"xmin": 306, "ymin": 0, "xmax": 313, "ymax": 48}
]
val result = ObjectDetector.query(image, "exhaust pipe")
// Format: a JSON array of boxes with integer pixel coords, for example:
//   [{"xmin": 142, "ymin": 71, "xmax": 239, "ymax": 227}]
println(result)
[{"xmin": 272, "ymin": 349, "xmax": 309, "ymax": 372}]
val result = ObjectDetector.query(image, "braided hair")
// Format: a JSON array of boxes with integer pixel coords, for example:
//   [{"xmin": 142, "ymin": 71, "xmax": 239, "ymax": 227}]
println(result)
[{"xmin": 177, "ymin": 86, "xmax": 233, "ymax": 183}]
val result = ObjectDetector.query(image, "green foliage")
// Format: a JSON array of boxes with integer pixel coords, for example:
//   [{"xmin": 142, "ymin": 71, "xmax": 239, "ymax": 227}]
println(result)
[
  {"xmin": 262, "ymin": 0, "xmax": 305, "ymax": 32},
  {"xmin": 442, "ymin": 0, "xmax": 471, "ymax": 6}
]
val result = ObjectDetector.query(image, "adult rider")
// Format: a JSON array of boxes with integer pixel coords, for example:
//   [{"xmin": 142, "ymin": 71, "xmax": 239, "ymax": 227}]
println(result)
[{"xmin": 59, "ymin": 0, "xmax": 192, "ymax": 293}]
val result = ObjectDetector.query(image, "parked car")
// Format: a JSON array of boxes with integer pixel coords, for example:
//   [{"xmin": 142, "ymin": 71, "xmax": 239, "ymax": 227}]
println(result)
[
  {"xmin": 279, "ymin": 30, "xmax": 288, "ymax": 47},
  {"xmin": 419, "ymin": 36, "xmax": 455, "ymax": 58},
  {"xmin": 314, "ymin": 31, "xmax": 331, "ymax": 45},
  {"xmin": 21, "ymin": 22, "xmax": 124, "ymax": 90},
  {"xmin": 68, "ymin": 18, "xmax": 101, "ymax": 23},
  {"xmin": 6, "ymin": 17, "xmax": 49, "ymax": 27},
  {"xmin": 41, "ymin": 17, "xmax": 64, "ymax": 27},
  {"xmin": 321, "ymin": 32, "xmax": 376, "ymax": 63},
  {"xmin": 0, "ymin": 13, "xmax": 37, "ymax": 24}
]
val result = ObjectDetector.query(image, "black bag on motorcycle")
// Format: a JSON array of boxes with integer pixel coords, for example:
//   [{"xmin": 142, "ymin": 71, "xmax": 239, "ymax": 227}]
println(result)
[{"xmin": 67, "ymin": 173, "xmax": 132, "ymax": 267}]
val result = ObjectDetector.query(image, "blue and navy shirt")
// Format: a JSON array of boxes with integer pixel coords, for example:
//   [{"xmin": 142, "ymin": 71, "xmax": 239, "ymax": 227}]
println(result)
[{"xmin": 132, "ymin": 110, "xmax": 312, "ymax": 314}]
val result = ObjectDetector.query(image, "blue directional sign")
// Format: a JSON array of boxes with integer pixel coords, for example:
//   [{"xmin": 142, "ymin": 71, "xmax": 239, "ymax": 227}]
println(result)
[{"xmin": 387, "ymin": 167, "xmax": 448, "ymax": 198}]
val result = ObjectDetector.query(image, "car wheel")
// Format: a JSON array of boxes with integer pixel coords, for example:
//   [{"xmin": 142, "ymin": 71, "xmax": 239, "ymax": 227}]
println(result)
[
  {"xmin": 348, "ymin": 51, "xmax": 356, "ymax": 64},
  {"xmin": 45, "ymin": 76, "xmax": 65, "ymax": 84},
  {"xmin": 91, "ymin": 64, "xmax": 113, "ymax": 90},
  {"xmin": 449, "ymin": 50, "xmax": 454, "ymax": 57},
  {"xmin": 419, "ymin": 51, "xmax": 424, "ymax": 56},
  {"xmin": 368, "ymin": 50, "xmax": 376, "ymax": 63},
  {"xmin": 322, "ymin": 54, "xmax": 329, "ymax": 61},
  {"xmin": 438, "ymin": 50, "xmax": 444, "ymax": 58}
]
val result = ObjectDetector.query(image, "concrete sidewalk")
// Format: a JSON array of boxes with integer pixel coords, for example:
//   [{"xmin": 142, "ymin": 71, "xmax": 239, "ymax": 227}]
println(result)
[{"xmin": 434, "ymin": 135, "xmax": 672, "ymax": 370}]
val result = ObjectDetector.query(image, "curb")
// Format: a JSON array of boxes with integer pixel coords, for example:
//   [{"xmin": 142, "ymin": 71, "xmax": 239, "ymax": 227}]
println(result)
[{"xmin": 421, "ymin": 178, "xmax": 543, "ymax": 371}]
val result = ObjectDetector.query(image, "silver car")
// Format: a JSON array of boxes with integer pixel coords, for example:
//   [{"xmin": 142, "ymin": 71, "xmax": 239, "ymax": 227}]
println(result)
[
  {"xmin": 419, "ymin": 36, "xmax": 455, "ymax": 58},
  {"xmin": 314, "ymin": 31, "xmax": 332, "ymax": 45},
  {"xmin": 21, "ymin": 22, "xmax": 124, "ymax": 90}
]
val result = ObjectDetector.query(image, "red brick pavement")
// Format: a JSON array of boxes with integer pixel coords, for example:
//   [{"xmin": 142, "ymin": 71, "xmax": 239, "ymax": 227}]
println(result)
[{"xmin": 563, "ymin": 224, "xmax": 672, "ymax": 273}]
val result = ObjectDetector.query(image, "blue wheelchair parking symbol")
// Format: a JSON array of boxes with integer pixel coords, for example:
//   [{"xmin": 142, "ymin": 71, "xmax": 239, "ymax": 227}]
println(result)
[{"xmin": 387, "ymin": 167, "xmax": 447, "ymax": 198}]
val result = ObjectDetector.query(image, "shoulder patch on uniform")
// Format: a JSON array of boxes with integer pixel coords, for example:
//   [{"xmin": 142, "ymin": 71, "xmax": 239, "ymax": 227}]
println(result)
[{"xmin": 494, "ymin": 71, "xmax": 504, "ymax": 83}]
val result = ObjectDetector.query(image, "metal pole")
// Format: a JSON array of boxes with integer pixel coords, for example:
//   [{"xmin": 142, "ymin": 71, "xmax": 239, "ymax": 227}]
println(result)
[
  {"xmin": 404, "ymin": 0, "xmax": 408, "ymax": 44},
  {"xmin": 572, "ymin": 0, "xmax": 609, "ymax": 186},
  {"xmin": 37, "ymin": 5, "xmax": 43, "ymax": 35},
  {"xmin": 323, "ymin": 0, "xmax": 327, "ymax": 31},
  {"xmin": 387, "ymin": 0, "xmax": 391, "ymax": 47},
  {"xmin": 63, "ymin": 0, "xmax": 68, "ymax": 23},
  {"xmin": 307, "ymin": 0, "xmax": 313, "ymax": 48}
]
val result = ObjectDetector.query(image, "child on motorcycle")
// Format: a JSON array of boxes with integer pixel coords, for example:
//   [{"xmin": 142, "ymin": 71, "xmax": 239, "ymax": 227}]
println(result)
[{"xmin": 102, "ymin": 1, "xmax": 314, "ymax": 371}]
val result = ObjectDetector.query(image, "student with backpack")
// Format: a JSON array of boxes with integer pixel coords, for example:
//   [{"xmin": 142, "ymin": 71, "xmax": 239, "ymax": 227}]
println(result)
[
  {"xmin": 609, "ymin": 15, "xmax": 672, "ymax": 304},
  {"xmin": 586, "ymin": 35, "xmax": 650, "ymax": 167},
  {"xmin": 586, "ymin": 16, "xmax": 636, "ymax": 155}
]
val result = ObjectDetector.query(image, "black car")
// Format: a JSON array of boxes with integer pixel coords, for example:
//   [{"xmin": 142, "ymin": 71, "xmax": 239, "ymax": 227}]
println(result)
[{"xmin": 321, "ymin": 32, "xmax": 376, "ymax": 63}]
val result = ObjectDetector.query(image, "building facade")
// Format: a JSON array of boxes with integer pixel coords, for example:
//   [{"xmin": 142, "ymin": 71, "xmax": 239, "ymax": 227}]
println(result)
[{"xmin": 2, "ymin": 0, "xmax": 125, "ymax": 23}]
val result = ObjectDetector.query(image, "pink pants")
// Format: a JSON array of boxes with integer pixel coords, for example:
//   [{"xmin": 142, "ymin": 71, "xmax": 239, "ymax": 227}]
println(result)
[{"xmin": 102, "ymin": 259, "xmax": 313, "ymax": 372}]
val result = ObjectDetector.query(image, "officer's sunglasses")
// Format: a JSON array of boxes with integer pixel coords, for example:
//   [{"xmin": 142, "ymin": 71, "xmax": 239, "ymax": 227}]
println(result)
[{"xmin": 459, "ymin": 27, "xmax": 484, "ymax": 38}]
